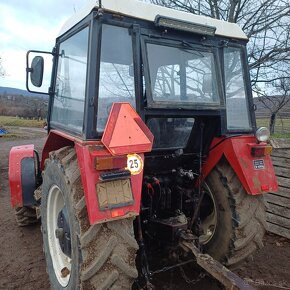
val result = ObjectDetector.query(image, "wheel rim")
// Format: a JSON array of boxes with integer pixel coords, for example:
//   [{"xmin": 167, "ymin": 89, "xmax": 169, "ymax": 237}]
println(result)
[
  {"xmin": 47, "ymin": 185, "xmax": 71, "ymax": 287},
  {"xmin": 199, "ymin": 183, "xmax": 217, "ymax": 245}
]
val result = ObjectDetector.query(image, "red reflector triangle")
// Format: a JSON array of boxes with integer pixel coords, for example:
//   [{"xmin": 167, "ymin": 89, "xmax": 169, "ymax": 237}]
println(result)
[{"xmin": 102, "ymin": 103, "xmax": 154, "ymax": 155}]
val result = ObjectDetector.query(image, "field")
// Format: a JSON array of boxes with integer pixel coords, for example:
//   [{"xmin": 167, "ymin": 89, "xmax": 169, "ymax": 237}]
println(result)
[
  {"xmin": 257, "ymin": 117, "xmax": 290, "ymax": 137},
  {"xmin": 0, "ymin": 116, "xmax": 46, "ymax": 139},
  {"xmin": 0, "ymin": 116, "xmax": 44, "ymax": 128}
]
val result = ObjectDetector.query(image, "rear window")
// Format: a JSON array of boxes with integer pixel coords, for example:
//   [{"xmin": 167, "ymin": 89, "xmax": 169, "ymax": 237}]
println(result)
[
  {"xmin": 146, "ymin": 42, "xmax": 220, "ymax": 107},
  {"xmin": 147, "ymin": 118, "xmax": 195, "ymax": 149}
]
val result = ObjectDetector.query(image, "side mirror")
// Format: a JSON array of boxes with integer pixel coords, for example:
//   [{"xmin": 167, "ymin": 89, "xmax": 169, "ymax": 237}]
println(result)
[
  {"xmin": 26, "ymin": 50, "xmax": 53, "ymax": 95},
  {"xmin": 30, "ymin": 56, "xmax": 44, "ymax": 87}
]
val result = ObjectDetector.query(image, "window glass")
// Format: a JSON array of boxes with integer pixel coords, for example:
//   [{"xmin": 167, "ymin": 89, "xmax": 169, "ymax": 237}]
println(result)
[
  {"xmin": 147, "ymin": 118, "xmax": 195, "ymax": 149},
  {"xmin": 97, "ymin": 25, "xmax": 136, "ymax": 132},
  {"xmin": 147, "ymin": 43, "xmax": 219, "ymax": 106},
  {"xmin": 51, "ymin": 27, "xmax": 89, "ymax": 132},
  {"xmin": 224, "ymin": 47, "xmax": 251, "ymax": 130}
]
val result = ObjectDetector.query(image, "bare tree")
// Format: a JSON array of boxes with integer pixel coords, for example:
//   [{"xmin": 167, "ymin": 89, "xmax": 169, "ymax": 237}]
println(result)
[
  {"xmin": 257, "ymin": 78, "xmax": 290, "ymax": 134},
  {"xmin": 148, "ymin": 0, "xmax": 290, "ymax": 96}
]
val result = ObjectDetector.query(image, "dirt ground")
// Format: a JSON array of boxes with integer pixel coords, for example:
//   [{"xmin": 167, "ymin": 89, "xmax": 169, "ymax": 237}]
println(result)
[
  {"xmin": 0, "ymin": 129, "xmax": 289, "ymax": 290},
  {"xmin": 0, "ymin": 128, "xmax": 49, "ymax": 290}
]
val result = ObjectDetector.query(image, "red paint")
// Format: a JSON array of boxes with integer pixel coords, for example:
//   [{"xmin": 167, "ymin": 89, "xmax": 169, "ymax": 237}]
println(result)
[
  {"xmin": 75, "ymin": 143, "xmax": 145, "ymax": 224},
  {"xmin": 9, "ymin": 144, "xmax": 35, "ymax": 208},
  {"xmin": 41, "ymin": 130, "xmax": 146, "ymax": 225},
  {"xmin": 261, "ymin": 184, "xmax": 270, "ymax": 191},
  {"xmin": 40, "ymin": 104, "xmax": 154, "ymax": 225},
  {"xmin": 102, "ymin": 103, "xmax": 154, "ymax": 155},
  {"xmin": 202, "ymin": 136, "xmax": 278, "ymax": 195}
]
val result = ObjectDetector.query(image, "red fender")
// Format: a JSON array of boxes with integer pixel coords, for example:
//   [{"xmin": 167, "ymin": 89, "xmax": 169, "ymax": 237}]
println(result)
[
  {"xmin": 9, "ymin": 144, "xmax": 35, "ymax": 207},
  {"xmin": 41, "ymin": 103, "xmax": 154, "ymax": 225},
  {"xmin": 41, "ymin": 131, "xmax": 74, "ymax": 169},
  {"xmin": 202, "ymin": 136, "xmax": 278, "ymax": 195}
]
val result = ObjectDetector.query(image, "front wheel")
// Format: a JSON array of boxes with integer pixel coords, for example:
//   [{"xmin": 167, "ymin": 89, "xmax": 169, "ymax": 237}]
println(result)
[
  {"xmin": 199, "ymin": 159, "xmax": 266, "ymax": 268},
  {"xmin": 41, "ymin": 147, "xmax": 138, "ymax": 289}
]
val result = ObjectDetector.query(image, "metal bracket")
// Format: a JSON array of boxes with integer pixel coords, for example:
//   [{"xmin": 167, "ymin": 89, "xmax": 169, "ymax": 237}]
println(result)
[{"xmin": 181, "ymin": 240, "xmax": 255, "ymax": 290}]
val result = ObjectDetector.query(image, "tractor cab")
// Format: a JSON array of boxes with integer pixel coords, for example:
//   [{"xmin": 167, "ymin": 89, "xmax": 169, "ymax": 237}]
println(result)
[{"xmin": 27, "ymin": 0, "xmax": 254, "ymax": 149}]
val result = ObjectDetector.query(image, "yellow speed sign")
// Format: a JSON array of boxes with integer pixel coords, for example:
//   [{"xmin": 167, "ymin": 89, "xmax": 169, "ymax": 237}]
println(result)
[{"xmin": 126, "ymin": 154, "xmax": 143, "ymax": 175}]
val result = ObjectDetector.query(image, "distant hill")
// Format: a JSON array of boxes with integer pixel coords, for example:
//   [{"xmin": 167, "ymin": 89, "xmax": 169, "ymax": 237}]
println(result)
[{"xmin": 0, "ymin": 86, "xmax": 47, "ymax": 99}]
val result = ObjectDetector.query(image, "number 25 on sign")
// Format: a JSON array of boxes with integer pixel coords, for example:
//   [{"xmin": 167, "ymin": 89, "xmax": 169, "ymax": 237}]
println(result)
[{"xmin": 126, "ymin": 154, "xmax": 143, "ymax": 175}]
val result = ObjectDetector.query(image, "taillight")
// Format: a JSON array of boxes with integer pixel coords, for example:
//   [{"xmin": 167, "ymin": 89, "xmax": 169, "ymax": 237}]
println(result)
[
  {"xmin": 261, "ymin": 184, "xmax": 270, "ymax": 192},
  {"xmin": 251, "ymin": 145, "xmax": 272, "ymax": 157},
  {"xmin": 111, "ymin": 208, "xmax": 125, "ymax": 218},
  {"xmin": 95, "ymin": 156, "xmax": 127, "ymax": 170}
]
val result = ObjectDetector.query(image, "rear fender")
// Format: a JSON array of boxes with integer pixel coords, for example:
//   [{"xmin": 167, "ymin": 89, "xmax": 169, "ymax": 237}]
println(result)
[
  {"xmin": 202, "ymin": 136, "xmax": 278, "ymax": 195},
  {"xmin": 42, "ymin": 103, "xmax": 154, "ymax": 225},
  {"xmin": 77, "ymin": 103, "xmax": 154, "ymax": 225},
  {"xmin": 9, "ymin": 144, "xmax": 39, "ymax": 208},
  {"xmin": 41, "ymin": 131, "xmax": 74, "ymax": 169}
]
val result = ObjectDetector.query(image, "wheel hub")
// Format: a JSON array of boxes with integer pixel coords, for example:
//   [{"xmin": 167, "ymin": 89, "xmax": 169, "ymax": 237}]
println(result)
[
  {"xmin": 199, "ymin": 183, "xmax": 217, "ymax": 245},
  {"xmin": 57, "ymin": 207, "xmax": 72, "ymax": 258},
  {"xmin": 47, "ymin": 184, "xmax": 72, "ymax": 287}
]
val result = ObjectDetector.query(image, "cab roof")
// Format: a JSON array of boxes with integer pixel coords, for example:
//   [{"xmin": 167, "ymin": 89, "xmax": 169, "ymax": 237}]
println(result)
[{"xmin": 59, "ymin": 0, "xmax": 248, "ymax": 40}]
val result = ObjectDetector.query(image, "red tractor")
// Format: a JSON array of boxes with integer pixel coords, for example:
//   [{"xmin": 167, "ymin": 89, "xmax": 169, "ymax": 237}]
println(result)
[{"xmin": 9, "ymin": 0, "xmax": 277, "ymax": 289}]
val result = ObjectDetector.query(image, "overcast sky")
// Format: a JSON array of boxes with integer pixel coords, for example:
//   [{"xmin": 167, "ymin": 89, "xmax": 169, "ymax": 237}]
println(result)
[{"xmin": 0, "ymin": 0, "xmax": 88, "ymax": 90}]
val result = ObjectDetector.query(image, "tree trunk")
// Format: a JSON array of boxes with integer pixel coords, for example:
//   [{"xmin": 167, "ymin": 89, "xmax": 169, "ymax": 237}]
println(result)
[{"xmin": 269, "ymin": 113, "xmax": 276, "ymax": 134}]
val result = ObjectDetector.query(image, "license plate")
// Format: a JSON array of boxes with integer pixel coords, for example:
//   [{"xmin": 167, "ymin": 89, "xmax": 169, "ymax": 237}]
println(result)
[{"xmin": 96, "ymin": 179, "xmax": 134, "ymax": 211}]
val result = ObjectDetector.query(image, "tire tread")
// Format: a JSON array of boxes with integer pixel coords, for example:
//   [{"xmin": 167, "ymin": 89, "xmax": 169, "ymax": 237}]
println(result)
[
  {"xmin": 43, "ymin": 147, "xmax": 138, "ymax": 289},
  {"xmin": 215, "ymin": 159, "xmax": 266, "ymax": 268}
]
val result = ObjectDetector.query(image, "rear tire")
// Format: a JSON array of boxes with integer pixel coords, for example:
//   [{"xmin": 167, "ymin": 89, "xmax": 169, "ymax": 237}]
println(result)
[
  {"xmin": 14, "ymin": 206, "xmax": 38, "ymax": 226},
  {"xmin": 41, "ymin": 147, "xmax": 138, "ymax": 290},
  {"xmin": 202, "ymin": 159, "xmax": 266, "ymax": 268}
]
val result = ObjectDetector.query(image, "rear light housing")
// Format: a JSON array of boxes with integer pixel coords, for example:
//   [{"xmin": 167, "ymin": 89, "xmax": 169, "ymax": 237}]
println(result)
[{"xmin": 251, "ymin": 145, "xmax": 272, "ymax": 157}]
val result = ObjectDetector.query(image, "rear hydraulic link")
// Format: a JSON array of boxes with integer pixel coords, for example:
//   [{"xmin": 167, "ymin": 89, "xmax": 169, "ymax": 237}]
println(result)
[{"xmin": 179, "ymin": 234, "xmax": 254, "ymax": 290}]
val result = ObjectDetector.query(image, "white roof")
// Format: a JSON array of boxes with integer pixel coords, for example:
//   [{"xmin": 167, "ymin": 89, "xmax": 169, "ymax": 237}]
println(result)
[{"xmin": 59, "ymin": 0, "xmax": 247, "ymax": 40}]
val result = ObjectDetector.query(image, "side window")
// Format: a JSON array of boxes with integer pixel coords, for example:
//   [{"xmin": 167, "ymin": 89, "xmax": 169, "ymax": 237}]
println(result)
[
  {"xmin": 224, "ymin": 47, "xmax": 251, "ymax": 130},
  {"xmin": 97, "ymin": 25, "xmax": 136, "ymax": 132},
  {"xmin": 51, "ymin": 27, "xmax": 89, "ymax": 132}
]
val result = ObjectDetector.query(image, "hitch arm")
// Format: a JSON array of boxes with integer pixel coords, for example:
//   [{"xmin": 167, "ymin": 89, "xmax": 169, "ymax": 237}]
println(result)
[{"xmin": 182, "ymin": 241, "xmax": 254, "ymax": 290}]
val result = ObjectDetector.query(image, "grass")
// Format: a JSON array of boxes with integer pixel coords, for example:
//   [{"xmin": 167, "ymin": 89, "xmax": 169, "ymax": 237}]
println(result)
[
  {"xmin": 0, "ymin": 116, "xmax": 44, "ymax": 128},
  {"xmin": 0, "ymin": 133, "xmax": 19, "ymax": 139},
  {"xmin": 256, "ymin": 117, "xmax": 290, "ymax": 128},
  {"xmin": 271, "ymin": 133, "xmax": 290, "ymax": 139},
  {"xmin": 256, "ymin": 117, "xmax": 290, "ymax": 138}
]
